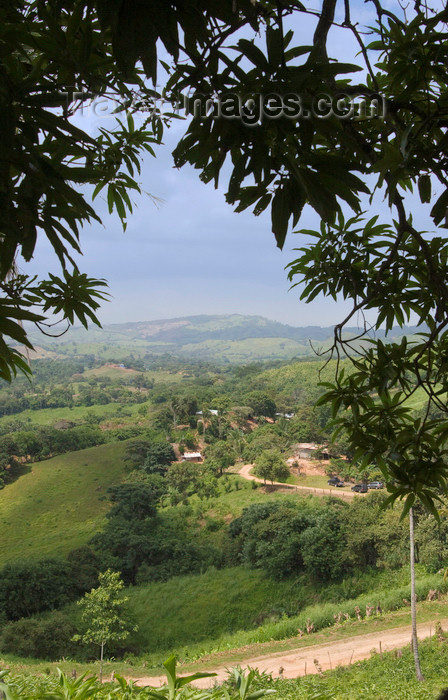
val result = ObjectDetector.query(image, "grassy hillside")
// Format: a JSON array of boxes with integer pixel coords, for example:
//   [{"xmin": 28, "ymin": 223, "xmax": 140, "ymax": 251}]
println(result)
[
  {"xmin": 0, "ymin": 442, "xmax": 128, "ymax": 565},
  {"xmin": 176, "ymin": 337, "xmax": 309, "ymax": 362},
  {"xmin": 0, "ymin": 461, "xmax": 302, "ymax": 568},
  {"xmin": 123, "ymin": 565, "xmax": 446, "ymax": 664},
  {"xmin": 0, "ymin": 401, "xmax": 149, "ymax": 428},
  {"xmin": 252, "ymin": 357, "xmax": 341, "ymax": 393},
  {"xmin": 254, "ymin": 359, "xmax": 436, "ymax": 417},
  {"xmin": 127, "ymin": 567, "xmax": 302, "ymax": 655}
]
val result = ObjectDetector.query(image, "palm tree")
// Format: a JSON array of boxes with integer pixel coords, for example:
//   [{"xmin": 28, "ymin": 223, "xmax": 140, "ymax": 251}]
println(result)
[
  {"xmin": 229, "ymin": 428, "xmax": 246, "ymax": 462},
  {"xmin": 199, "ymin": 403, "xmax": 210, "ymax": 437}
]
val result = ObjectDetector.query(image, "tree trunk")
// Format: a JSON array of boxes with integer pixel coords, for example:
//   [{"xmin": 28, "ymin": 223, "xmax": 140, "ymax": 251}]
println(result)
[
  {"xmin": 99, "ymin": 642, "xmax": 104, "ymax": 684},
  {"xmin": 169, "ymin": 401, "xmax": 178, "ymax": 429},
  {"xmin": 410, "ymin": 507, "xmax": 424, "ymax": 682}
]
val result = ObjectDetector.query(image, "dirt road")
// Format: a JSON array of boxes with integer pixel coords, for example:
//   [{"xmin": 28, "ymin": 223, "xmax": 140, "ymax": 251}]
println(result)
[
  {"xmin": 133, "ymin": 618, "xmax": 448, "ymax": 688},
  {"xmin": 237, "ymin": 463, "xmax": 357, "ymax": 500}
]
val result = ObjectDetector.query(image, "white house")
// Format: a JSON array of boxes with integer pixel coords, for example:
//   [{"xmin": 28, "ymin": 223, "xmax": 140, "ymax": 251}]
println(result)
[
  {"xmin": 291, "ymin": 443, "xmax": 330, "ymax": 460},
  {"xmin": 182, "ymin": 452, "xmax": 203, "ymax": 462}
]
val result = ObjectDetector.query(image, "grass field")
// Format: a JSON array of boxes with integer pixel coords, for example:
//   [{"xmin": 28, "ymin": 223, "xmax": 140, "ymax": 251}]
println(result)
[
  {"xmin": 127, "ymin": 567, "xmax": 305, "ymax": 655},
  {"xmin": 398, "ymin": 384, "xmax": 447, "ymax": 412},
  {"xmin": 203, "ymin": 478, "xmax": 322, "ymax": 519},
  {"xmin": 177, "ymin": 337, "xmax": 309, "ymax": 363},
  {"xmin": 0, "ymin": 441, "xmax": 129, "ymax": 565},
  {"xmin": 0, "ymin": 402, "xmax": 144, "ymax": 427},
  {"xmin": 82, "ymin": 365, "xmax": 186, "ymax": 383},
  {"xmin": 81, "ymin": 365, "xmax": 141, "ymax": 379},
  {"xmin": 46, "ymin": 342, "xmax": 152, "ymax": 360}
]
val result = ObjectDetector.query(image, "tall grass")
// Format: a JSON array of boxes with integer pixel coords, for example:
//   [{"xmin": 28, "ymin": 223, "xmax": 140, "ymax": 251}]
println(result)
[{"xmin": 122, "ymin": 566, "xmax": 447, "ymax": 666}]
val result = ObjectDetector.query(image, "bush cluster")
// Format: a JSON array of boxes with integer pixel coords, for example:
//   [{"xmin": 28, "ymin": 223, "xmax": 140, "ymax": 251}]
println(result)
[{"xmin": 0, "ymin": 547, "xmax": 100, "ymax": 621}]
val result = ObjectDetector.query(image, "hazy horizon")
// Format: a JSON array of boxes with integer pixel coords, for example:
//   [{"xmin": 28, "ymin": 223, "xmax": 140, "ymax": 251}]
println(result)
[{"xmin": 20, "ymin": 3, "xmax": 424, "ymax": 331}]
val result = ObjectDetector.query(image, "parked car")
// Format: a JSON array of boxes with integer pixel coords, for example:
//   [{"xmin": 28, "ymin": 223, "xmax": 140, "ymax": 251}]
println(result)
[
  {"xmin": 368, "ymin": 481, "xmax": 384, "ymax": 489},
  {"xmin": 351, "ymin": 483, "xmax": 368, "ymax": 493},
  {"xmin": 328, "ymin": 476, "xmax": 344, "ymax": 487}
]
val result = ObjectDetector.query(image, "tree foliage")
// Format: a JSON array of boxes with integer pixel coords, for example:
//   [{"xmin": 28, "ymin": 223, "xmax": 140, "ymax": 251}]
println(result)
[
  {"xmin": 229, "ymin": 495, "xmax": 439, "ymax": 581},
  {"xmin": 205, "ymin": 440, "xmax": 237, "ymax": 475},
  {"xmin": 73, "ymin": 569, "xmax": 135, "ymax": 681},
  {"xmin": 171, "ymin": 0, "xmax": 448, "ymax": 508},
  {"xmin": 253, "ymin": 449, "xmax": 290, "ymax": 484},
  {"xmin": 230, "ymin": 500, "xmax": 314, "ymax": 579},
  {"xmin": 106, "ymin": 482, "xmax": 163, "ymax": 521},
  {"xmin": 0, "ymin": 558, "xmax": 78, "ymax": 620},
  {"xmin": 3, "ymin": 0, "xmax": 448, "ymax": 509},
  {"xmin": 0, "ymin": 612, "xmax": 78, "ymax": 661}
]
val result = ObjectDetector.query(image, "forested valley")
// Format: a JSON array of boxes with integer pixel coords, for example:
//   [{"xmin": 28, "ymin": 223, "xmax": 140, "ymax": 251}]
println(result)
[
  {"xmin": 0, "ymin": 344, "xmax": 447, "ymax": 698},
  {"xmin": 5, "ymin": 0, "xmax": 448, "ymax": 693}
]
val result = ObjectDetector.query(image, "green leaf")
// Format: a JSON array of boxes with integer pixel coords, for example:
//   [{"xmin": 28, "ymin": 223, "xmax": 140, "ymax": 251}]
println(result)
[
  {"xmin": 418, "ymin": 174, "xmax": 431, "ymax": 203},
  {"xmin": 271, "ymin": 187, "xmax": 290, "ymax": 249},
  {"xmin": 237, "ymin": 39, "xmax": 269, "ymax": 70},
  {"xmin": 163, "ymin": 655, "xmax": 177, "ymax": 699}
]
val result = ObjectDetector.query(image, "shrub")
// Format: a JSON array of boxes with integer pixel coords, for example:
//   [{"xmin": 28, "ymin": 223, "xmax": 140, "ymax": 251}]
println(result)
[
  {"xmin": 0, "ymin": 558, "xmax": 78, "ymax": 620},
  {"xmin": 0, "ymin": 612, "xmax": 78, "ymax": 660},
  {"xmin": 230, "ymin": 499, "xmax": 315, "ymax": 579},
  {"xmin": 67, "ymin": 546, "xmax": 102, "ymax": 595}
]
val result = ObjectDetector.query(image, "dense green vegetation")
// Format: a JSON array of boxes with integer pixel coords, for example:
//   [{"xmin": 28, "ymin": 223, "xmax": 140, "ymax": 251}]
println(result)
[
  {"xmin": 1, "ymin": 482, "xmax": 447, "ymax": 662},
  {"xmin": 0, "ymin": 347, "xmax": 446, "ymax": 698},
  {"xmin": 0, "ymin": 658, "xmax": 275, "ymax": 700},
  {"xmin": 110, "ymin": 566, "xmax": 448, "ymax": 662},
  {"xmin": 2, "ymin": 562, "xmax": 446, "ymax": 665}
]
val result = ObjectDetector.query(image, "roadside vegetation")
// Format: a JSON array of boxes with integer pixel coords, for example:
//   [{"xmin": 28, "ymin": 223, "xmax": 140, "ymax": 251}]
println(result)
[{"xmin": 0, "ymin": 352, "xmax": 447, "ymax": 696}]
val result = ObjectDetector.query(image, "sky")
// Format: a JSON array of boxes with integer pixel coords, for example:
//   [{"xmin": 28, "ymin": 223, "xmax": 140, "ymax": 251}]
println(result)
[{"xmin": 22, "ymin": 2, "xmax": 424, "ymax": 330}]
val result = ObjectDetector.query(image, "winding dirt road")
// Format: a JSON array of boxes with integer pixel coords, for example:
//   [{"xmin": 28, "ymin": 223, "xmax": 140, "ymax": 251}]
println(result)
[
  {"xmin": 133, "ymin": 618, "xmax": 448, "ymax": 688},
  {"xmin": 132, "ymin": 463, "xmax": 438, "ymax": 689},
  {"xmin": 237, "ymin": 463, "xmax": 358, "ymax": 500}
]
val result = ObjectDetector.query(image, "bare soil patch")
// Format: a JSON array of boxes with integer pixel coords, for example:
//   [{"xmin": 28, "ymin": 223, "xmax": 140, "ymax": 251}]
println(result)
[
  {"xmin": 293, "ymin": 457, "xmax": 328, "ymax": 476},
  {"xmin": 132, "ymin": 619, "xmax": 448, "ymax": 688}
]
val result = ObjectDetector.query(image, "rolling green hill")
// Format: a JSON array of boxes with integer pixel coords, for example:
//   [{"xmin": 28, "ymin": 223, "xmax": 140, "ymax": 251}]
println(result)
[
  {"xmin": 23, "ymin": 314, "xmax": 423, "ymax": 364},
  {"xmin": 0, "ymin": 401, "xmax": 148, "ymax": 428},
  {"xmin": 0, "ymin": 441, "xmax": 128, "ymax": 565}
]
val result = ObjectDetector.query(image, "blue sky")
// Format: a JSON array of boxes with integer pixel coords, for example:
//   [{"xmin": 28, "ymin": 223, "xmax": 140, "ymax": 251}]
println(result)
[{"xmin": 22, "ymin": 2, "xmax": 425, "ymax": 329}]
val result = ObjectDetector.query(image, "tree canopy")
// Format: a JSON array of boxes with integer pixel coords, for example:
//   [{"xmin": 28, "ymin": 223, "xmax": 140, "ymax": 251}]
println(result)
[{"xmin": 3, "ymin": 0, "xmax": 448, "ymax": 506}]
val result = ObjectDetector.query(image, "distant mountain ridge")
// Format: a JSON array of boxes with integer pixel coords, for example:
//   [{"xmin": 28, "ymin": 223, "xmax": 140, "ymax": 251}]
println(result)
[
  {"xmin": 24, "ymin": 314, "xmax": 425, "ymax": 364},
  {"xmin": 92, "ymin": 314, "xmax": 423, "ymax": 344}
]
